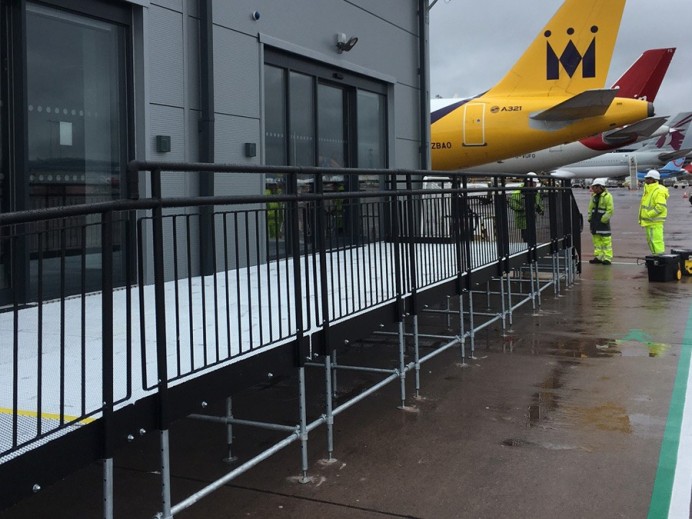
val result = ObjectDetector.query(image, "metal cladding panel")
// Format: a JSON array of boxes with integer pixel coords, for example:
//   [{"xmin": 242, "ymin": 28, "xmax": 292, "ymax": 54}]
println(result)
[
  {"xmin": 346, "ymin": 0, "xmax": 418, "ymax": 32},
  {"xmin": 149, "ymin": 5, "xmax": 185, "ymax": 107},
  {"xmin": 186, "ymin": 108, "xmax": 200, "ymax": 167},
  {"xmin": 186, "ymin": 14, "xmax": 200, "ymax": 111},
  {"xmin": 396, "ymin": 138, "xmax": 422, "ymax": 170},
  {"xmin": 395, "ymin": 83, "xmax": 420, "ymax": 142},
  {"xmin": 214, "ymin": 0, "xmax": 419, "ymax": 86},
  {"xmin": 151, "ymin": 0, "xmax": 182, "ymax": 11},
  {"xmin": 214, "ymin": 113, "xmax": 262, "ymax": 196},
  {"xmin": 150, "ymin": 105, "xmax": 186, "ymax": 162},
  {"xmin": 214, "ymin": 29, "xmax": 261, "ymax": 119},
  {"xmin": 149, "ymin": 104, "xmax": 191, "ymax": 197}
]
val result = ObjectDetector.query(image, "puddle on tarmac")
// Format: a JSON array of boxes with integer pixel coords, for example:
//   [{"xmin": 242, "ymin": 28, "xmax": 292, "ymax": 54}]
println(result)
[
  {"xmin": 543, "ymin": 337, "xmax": 669, "ymax": 359},
  {"xmin": 527, "ymin": 363, "xmax": 567, "ymax": 427},
  {"xmin": 565, "ymin": 402, "xmax": 633, "ymax": 434},
  {"xmin": 501, "ymin": 438, "xmax": 534, "ymax": 447}
]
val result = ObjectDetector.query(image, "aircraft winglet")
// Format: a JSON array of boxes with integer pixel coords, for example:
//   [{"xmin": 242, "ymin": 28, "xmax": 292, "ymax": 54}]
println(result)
[
  {"xmin": 530, "ymin": 89, "xmax": 617, "ymax": 122},
  {"xmin": 602, "ymin": 116, "xmax": 669, "ymax": 145}
]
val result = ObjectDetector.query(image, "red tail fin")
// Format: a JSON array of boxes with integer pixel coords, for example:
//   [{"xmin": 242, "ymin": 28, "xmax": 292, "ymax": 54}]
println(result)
[{"xmin": 611, "ymin": 48, "xmax": 675, "ymax": 101}]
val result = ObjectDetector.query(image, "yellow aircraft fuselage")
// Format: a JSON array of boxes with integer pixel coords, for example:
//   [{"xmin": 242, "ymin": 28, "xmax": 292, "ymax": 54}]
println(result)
[
  {"xmin": 430, "ymin": 0, "xmax": 654, "ymax": 171},
  {"xmin": 431, "ymin": 96, "xmax": 653, "ymax": 170}
]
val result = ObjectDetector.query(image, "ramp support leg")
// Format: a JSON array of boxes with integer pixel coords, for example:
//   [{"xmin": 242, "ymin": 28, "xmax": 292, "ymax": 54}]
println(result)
[
  {"xmin": 325, "ymin": 355, "xmax": 334, "ymax": 461},
  {"xmin": 102, "ymin": 458, "xmax": 113, "ymax": 519},
  {"xmin": 298, "ymin": 367, "xmax": 310, "ymax": 483},
  {"xmin": 458, "ymin": 293, "xmax": 467, "ymax": 366},
  {"xmin": 398, "ymin": 320, "xmax": 407, "ymax": 408},
  {"xmin": 223, "ymin": 397, "xmax": 237, "ymax": 464},
  {"xmin": 413, "ymin": 314, "xmax": 421, "ymax": 398},
  {"xmin": 160, "ymin": 429, "xmax": 172, "ymax": 519}
]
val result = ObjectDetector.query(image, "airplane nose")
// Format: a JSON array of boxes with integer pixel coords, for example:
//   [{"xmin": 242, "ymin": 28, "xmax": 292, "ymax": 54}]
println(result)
[{"xmin": 648, "ymin": 102, "xmax": 655, "ymax": 117}]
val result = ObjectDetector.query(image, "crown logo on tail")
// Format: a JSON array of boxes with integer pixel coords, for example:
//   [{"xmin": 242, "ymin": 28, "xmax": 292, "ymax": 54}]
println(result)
[{"xmin": 546, "ymin": 26, "xmax": 598, "ymax": 79}]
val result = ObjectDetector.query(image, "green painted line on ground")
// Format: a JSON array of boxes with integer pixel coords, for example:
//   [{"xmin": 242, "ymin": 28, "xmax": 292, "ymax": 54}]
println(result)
[{"xmin": 648, "ymin": 301, "xmax": 692, "ymax": 519}]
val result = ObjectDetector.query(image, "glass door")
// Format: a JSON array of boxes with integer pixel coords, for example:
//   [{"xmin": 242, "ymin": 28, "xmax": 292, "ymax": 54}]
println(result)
[
  {"xmin": 317, "ymin": 83, "xmax": 348, "ymax": 240},
  {"xmin": 24, "ymin": 3, "xmax": 128, "ymax": 300},
  {"xmin": 0, "ymin": 2, "xmax": 9, "ymax": 299}
]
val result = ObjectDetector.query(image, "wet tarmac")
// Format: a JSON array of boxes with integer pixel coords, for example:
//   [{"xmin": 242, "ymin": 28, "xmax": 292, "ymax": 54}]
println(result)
[{"xmin": 2, "ymin": 187, "xmax": 692, "ymax": 519}]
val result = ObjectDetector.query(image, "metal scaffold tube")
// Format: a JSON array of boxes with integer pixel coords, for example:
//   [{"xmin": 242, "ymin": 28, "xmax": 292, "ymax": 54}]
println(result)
[
  {"xmin": 468, "ymin": 290, "xmax": 476, "ymax": 359},
  {"xmin": 398, "ymin": 320, "xmax": 407, "ymax": 408},
  {"xmin": 325, "ymin": 355, "xmax": 334, "ymax": 461},
  {"xmin": 160, "ymin": 430, "xmax": 172, "ymax": 519},
  {"xmin": 102, "ymin": 458, "xmax": 113, "ymax": 519},
  {"xmin": 299, "ymin": 367, "xmax": 309, "ymax": 483},
  {"xmin": 413, "ymin": 315, "xmax": 421, "ymax": 398},
  {"xmin": 459, "ymin": 293, "xmax": 467, "ymax": 366},
  {"xmin": 224, "ymin": 397, "xmax": 236, "ymax": 463}
]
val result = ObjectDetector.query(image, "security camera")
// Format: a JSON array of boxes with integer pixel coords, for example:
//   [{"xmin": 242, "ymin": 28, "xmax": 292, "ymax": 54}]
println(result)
[
  {"xmin": 251, "ymin": 11, "xmax": 260, "ymax": 21},
  {"xmin": 336, "ymin": 34, "xmax": 358, "ymax": 53}
]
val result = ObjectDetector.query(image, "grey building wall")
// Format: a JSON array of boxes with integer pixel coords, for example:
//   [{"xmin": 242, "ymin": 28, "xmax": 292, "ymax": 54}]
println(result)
[
  {"xmin": 137, "ymin": 0, "xmax": 423, "ymax": 280},
  {"xmin": 142, "ymin": 0, "xmax": 422, "ymax": 177}
]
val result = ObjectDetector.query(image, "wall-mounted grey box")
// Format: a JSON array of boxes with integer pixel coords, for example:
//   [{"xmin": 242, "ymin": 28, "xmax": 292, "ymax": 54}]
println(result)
[
  {"xmin": 244, "ymin": 142, "xmax": 257, "ymax": 158},
  {"xmin": 156, "ymin": 135, "xmax": 171, "ymax": 153}
]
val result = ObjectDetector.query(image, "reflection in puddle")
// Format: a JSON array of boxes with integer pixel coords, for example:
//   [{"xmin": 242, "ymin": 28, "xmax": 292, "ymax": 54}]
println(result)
[
  {"xmin": 519, "ymin": 332, "xmax": 668, "ymax": 429},
  {"xmin": 540, "ymin": 336, "xmax": 670, "ymax": 359},
  {"xmin": 527, "ymin": 363, "xmax": 567, "ymax": 427},
  {"xmin": 567, "ymin": 402, "xmax": 632, "ymax": 434},
  {"xmin": 546, "ymin": 338, "xmax": 621, "ymax": 358}
]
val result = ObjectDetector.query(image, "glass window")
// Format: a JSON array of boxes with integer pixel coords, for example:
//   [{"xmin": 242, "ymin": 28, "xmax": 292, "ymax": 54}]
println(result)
[
  {"xmin": 262, "ymin": 52, "xmax": 388, "ymax": 249},
  {"xmin": 317, "ymin": 84, "xmax": 345, "ymax": 169},
  {"xmin": 0, "ymin": 6, "xmax": 7, "ymax": 291},
  {"xmin": 289, "ymin": 72, "xmax": 315, "ymax": 167},
  {"xmin": 264, "ymin": 65, "xmax": 287, "ymax": 167},
  {"xmin": 357, "ymin": 91, "xmax": 386, "ymax": 170},
  {"xmin": 26, "ymin": 3, "xmax": 126, "ymax": 209},
  {"xmin": 24, "ymin": 3, "xmax": 129, "ymax": 299},
  {"xmin": 357, "ymin": 91, "xmax": 386, "ymax": 191}
]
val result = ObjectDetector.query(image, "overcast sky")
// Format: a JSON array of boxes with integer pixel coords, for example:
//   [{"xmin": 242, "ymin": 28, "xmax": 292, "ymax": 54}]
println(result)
[{"xmin": 429, "ymin": 0, "xmax": 692, "ymax": 119}]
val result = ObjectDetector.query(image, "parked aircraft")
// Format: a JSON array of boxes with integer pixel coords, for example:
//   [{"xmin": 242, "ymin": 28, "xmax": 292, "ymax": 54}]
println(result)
[
  {"xmin": 636, "ymin": 159, "xmax": 691, "ymax": 181},
  {"xmin": 430, "ymin": 0, "xmax": 654, "ymax": 171},
  {"xmin": 456, "ymin": 48, "xmax": 675, "ymax": 175},
  {"xmin": 551, "ymin": 112, "xmax": 692, "ymax": 179}
]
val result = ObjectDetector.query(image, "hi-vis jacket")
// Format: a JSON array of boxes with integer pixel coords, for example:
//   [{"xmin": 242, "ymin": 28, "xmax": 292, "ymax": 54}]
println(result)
[
  {"xmin": 588, "ymin": 190, "xmax": 614, "ymax": 235},
  {"xmin": 638, "ymin": 183, "xmax": 669, "ymax": 227},
  {"xmin": 508, "ymin": 187, "xmax": 543, "ymax": 229}
]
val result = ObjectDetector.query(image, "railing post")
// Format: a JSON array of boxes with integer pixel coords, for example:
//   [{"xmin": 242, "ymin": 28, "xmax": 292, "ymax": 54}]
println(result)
[
  {"xmin": 101, "ymin": 209, "xmax": 115, "ymax": 519},
  {"xmin": 150, "ymin": 168, "xmax": 173, "ymax": 516},
  {"xmin": 315, "ymin": 172, "xmax": 331, "ymax": 357}
]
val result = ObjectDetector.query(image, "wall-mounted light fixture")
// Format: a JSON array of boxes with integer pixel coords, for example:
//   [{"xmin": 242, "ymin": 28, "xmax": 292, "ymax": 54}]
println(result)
[
  {"xmin": 244, "ymin": 143, "xmax": 257, "ymax": 158},
  {"xmin": 336, "ymin": 33, "xmax": 358, "ymax": 53},
  {"xmin": 155, "ymin": 135, "xmax": 171, "ymax": 153}
]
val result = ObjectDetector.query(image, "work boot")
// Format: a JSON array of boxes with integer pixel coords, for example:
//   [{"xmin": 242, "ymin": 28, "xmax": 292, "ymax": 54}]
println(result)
[
  {"xmin": 589, "ymin": 258, "xmax": 602, "ymax": 264},
  {"xmin": 602, "ymin": 260, "xmax": 611, "ymax": 265}
]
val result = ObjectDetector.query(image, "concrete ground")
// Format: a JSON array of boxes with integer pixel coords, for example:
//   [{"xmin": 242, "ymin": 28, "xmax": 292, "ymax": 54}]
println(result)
[{"xmin": 2, "ymin": 187, "xmax": 692, "ymax": 519}]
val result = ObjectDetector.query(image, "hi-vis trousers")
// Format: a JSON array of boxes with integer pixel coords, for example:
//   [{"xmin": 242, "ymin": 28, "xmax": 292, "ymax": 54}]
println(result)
[
  {"xmin": 645, "ymin": 224, "xmax": 665, "ymax": 255},
  {"xmin": 592, "ymin": 233, "xmax": 613, "ymax": 262}
]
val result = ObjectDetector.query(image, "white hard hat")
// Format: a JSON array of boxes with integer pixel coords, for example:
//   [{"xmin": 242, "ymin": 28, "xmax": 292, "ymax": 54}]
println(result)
[
  {"xmin": 644, "ymin": 170, "xmax": 660, "ymax": 180},
  {"xmin": 526, "ymin": 172, "xmax": 538, "ymax": 177},
  {"xmin": 591, "ymin": 178, "xmax": 607, "ymax": 187}
]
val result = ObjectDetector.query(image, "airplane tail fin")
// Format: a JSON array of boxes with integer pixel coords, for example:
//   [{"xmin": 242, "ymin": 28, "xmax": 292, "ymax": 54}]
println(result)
[
  {"xmin": 611, "ymin": 48, "xmax": 675, "ymax": 101},
  {"xmin": 485, "ymin": 0, "xmax": 626, "ymax": 98},
  {"xmin": 647, "ymin": 112, "xmax": 692, "ymax": 150},
  {"xmin": 659, "ymin": 159, "xmax": 685, "ymax": 172}
]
